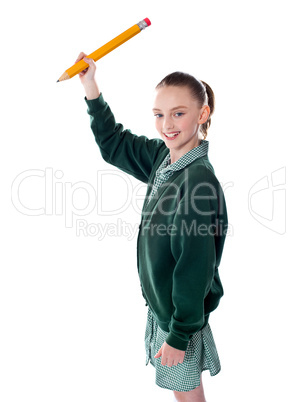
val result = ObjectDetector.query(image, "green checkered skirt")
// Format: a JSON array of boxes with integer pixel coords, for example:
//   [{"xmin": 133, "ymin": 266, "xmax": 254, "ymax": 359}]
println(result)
[{"xmin": 145, "ymin": 306, "xmax": 221, "ymax": 392}]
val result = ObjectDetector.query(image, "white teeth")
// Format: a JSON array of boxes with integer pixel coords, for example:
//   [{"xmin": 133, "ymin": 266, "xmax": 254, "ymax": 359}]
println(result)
[{"xmin": 165, "ymin": 132, "xmax": 180, "ymax": 138}]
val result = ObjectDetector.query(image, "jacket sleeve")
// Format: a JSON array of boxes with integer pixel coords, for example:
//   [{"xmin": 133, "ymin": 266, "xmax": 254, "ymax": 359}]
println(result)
[
  {"xmin": 166, "ymin": 178, "xmax": 218, "ymax": 351},
  {"xmin": 84, "ymin": 92, "xmax": 165, "ymax": 183}
]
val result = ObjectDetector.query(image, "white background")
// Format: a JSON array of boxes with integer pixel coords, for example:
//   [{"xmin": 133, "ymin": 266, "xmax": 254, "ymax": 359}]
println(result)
[{"xmin": 1, "ymin": 1, "xmax": 295, "ymax": 401}]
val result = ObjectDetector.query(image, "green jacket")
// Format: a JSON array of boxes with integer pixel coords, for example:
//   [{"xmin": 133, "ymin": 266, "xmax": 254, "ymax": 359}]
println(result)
[{"xmin": 84, "ymin": 92, "xmax": 228, "ymax": 351}]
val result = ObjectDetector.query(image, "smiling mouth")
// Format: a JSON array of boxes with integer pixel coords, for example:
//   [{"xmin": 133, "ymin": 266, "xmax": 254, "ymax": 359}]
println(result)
[{"xmin": 164, "ymin": 131, "xmax": 180, "ymax": 139}]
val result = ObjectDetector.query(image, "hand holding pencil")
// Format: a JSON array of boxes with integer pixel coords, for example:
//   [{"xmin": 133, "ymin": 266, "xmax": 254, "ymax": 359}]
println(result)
[
  {"xmin": 75, "ymin": 52, "xmax": 96, "ymax": 83},
  {"xmin": 75, "ymin": 51, "xmax": 100, "ymax": 100}
]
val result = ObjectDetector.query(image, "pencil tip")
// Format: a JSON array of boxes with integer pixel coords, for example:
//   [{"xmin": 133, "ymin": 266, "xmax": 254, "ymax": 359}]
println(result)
[{"xmin": 57, "ymin": 80, "xmax": 59, "ymax": 82}]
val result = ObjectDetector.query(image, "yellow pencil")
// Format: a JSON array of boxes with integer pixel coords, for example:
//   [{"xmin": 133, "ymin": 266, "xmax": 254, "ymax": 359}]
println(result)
[{"xmin": 57, "ymin": 18, "xmax": 151, "ymax": 82}]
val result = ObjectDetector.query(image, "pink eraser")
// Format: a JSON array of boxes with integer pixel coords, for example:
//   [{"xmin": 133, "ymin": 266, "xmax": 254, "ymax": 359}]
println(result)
[{"xmin": 144, "ymin": 18, "xmax": 151, "ymax": 26}]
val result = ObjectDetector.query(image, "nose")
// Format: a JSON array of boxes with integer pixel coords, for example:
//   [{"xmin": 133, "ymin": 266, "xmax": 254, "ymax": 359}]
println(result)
[{"xmin": 162, "ymin": 115, "xmax": 174, "ymax": 132}]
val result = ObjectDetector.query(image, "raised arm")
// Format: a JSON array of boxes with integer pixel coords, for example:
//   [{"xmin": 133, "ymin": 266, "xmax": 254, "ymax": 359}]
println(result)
[
  {"xmin": 84, "ymin": 91, "xmax": 165, "ymax": 183},
  {"xmin": 77, "ymin": 52, "xmax": 165, "ymax": 183}
]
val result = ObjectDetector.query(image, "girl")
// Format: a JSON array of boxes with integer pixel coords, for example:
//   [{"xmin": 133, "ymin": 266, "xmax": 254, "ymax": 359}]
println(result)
[{"xmin": 75, "ymin": 52, "xmax": 228, "ymax": 402}]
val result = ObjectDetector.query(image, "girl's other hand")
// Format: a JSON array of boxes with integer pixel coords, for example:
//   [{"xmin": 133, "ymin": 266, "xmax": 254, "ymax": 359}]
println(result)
[{"xmin": 154, "ymin": 341, "xmax": 185, "ymax": 367}]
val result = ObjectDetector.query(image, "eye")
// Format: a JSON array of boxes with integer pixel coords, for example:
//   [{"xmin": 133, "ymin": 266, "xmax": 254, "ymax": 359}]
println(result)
[{"xmin": 154, "ymin": 113, "xmax": 184, "ymax": 118}]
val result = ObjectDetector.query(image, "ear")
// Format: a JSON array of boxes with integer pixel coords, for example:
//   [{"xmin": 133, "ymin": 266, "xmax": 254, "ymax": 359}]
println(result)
[{"xmin": 198, "ymin": 105, "xmax": 210, "ymax": 125}]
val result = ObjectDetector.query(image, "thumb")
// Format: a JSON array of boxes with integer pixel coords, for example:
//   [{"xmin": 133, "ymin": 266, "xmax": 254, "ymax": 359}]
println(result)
[
  {"xmin": 154, "ymin": 346, "xmax": 162, "ymax": 358},
  {"xmin": 83, "ymin": 56, "xmax": 94, "ymax": 64}
]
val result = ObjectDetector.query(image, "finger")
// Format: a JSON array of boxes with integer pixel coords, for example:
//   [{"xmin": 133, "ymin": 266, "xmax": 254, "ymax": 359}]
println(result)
[
  {"xmin": 154, "ymin": 349, "xmax": 162, "ymax": 358},
  {"xmin": 75, "ymin": 51, "xmax": 87, "ymax": 63},
  {"xmin": 83, "ymin": 57, "xmax": 95, "ymax": 67},
  {"xmin": 78, "ymin": 67, "xmax": 88, "ymax": 78},
  {"xmin": 77, "ymin": 51, "xmax": 87, "ymax": 59},
  {"xmin": 154, "ymin": 345, "xmax": 163, "ymax": 358},
  {"xmin": 161, "ymin": 357, "xmax": 168, "ymax": 366}
]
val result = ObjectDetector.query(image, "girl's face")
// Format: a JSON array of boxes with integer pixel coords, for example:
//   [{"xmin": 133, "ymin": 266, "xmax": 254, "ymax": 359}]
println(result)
[{"xmin": 152, "ymin": 85, "xmax": 209, "ymax": 154}]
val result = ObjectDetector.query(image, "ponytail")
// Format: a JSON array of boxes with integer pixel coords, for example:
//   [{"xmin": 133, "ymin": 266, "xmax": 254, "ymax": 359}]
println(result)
[{"xmin": 200, "ymin": 80, "xmax": 215, "ymax": 140}]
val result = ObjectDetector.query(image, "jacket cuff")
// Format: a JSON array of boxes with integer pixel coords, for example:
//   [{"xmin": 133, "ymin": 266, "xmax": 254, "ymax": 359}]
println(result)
[
  {"xmin": 84, "ymin": 92, "xmax": 105, "ymax": 113},
  {"xmin": 165, "ymin": 332, "xmax": 189, "ymax": 351}
]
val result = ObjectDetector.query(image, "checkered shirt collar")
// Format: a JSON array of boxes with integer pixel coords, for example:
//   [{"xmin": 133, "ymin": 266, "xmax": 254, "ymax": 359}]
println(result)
[{"xmin": 156, "ymin": 139, "xmax": 209, "ymax": 177}]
